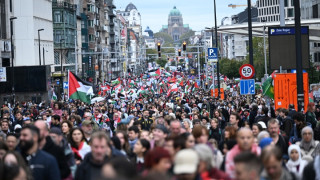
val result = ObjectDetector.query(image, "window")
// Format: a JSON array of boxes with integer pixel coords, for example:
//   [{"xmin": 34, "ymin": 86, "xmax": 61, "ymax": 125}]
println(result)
[
  {"xmin": 89, "ymin": 34, "xmax": 95, "ymax": 42},
  {"xmin": 313, "ymin": 4, "xmax": 318, "ymax": 18},
  {"xmin": 314, "ymin": 53, "xmax": 318, "ymax": 62},
  {"xmin": 285, "ymin": 0, "xmax": 288, "ymax": 7},
  {"xmin": 87, "ymin": 4, "xmax": 94, "ymax": 12},
  {"xmin": 54, "ymin": 11, "xmax": 62, "ymax": 23},
  {"xmin": 54, "ymin": 30, "xmax": 64, "ymax": 43},
  {"xmin": 81, "ymin": 20, "xmax": 85, "ymax": 28},
  {"xmin": 88, "ymin": 20, "xmax": 94, "ymax": 27},
  {"xmin": 287, "ymin": 8, "xmax": 294, "ymax": 17},
  {"xmin": 82, "ymin": 35, "xmax": 86, "ymax": 43}
]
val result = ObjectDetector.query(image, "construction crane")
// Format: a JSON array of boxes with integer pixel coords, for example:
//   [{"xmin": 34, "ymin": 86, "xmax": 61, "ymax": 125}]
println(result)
[{"xmin": 228, "ymin": 4, "xmax": 247, "ymax": 8}]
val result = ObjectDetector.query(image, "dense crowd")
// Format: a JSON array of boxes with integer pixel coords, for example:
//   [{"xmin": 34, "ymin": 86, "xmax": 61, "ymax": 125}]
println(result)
[{"xmin": 0, "ymin": 76, "xmax": 320, "ymax": 180}]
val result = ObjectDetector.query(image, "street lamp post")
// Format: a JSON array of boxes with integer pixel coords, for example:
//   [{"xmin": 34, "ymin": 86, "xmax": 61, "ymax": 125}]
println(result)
[
  {"xmin": 38, "ymin": 29, "xmax": 44, "ymax": 65},
  {"xmin": 60, "ymin": 39, "xmax": 65, "ymax": 99},
  {"xmin": 213, "ymin": 0, "xmax": 221, "ymax": 99},
  {"xmin": 60, "ymin": 39, "xmax": 65, "ymax": 74},
  {"xmin": 10, "ymin": 17, "xmax": 17, "ymax": 104},
  {"xmin": 43, "ymin": 47, "xmax": 46, "ymax": 65}
]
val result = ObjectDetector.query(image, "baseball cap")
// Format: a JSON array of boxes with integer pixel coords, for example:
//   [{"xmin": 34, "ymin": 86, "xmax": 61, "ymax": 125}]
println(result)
[
  {"xmin": 258, "ymin": 121, "xmax": 267, "ymax": 129},
  {"xmin": 50, "ymin": 127, "xmax": 62, "ymax": 135},
  {"xmin": 155, "ymin": 124, "xmax": 169, "ymax": 134},
  {"xmin": 174, "ymin": 149, "xmax": 199, "ymax": 175},
  {"xmin": 82, "ymin": 120, "xmax": 94, "ymax": 126}
]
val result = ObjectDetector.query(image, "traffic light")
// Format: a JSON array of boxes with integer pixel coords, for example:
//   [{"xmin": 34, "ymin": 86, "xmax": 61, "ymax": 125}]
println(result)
[
  {"xmin": 158, "ymin": 52, "xmax": 161, "ymax": 58},
  {"xmin": 157, "ymin": 42, "xmax": 161, "ymax": 52},
  {"xmin": 178, "ymin": 49, "xmax": 181, "ymax": 56},
  {"xmin": 183, "ymin": 41, "xmax": 187, "ymax": 51}
]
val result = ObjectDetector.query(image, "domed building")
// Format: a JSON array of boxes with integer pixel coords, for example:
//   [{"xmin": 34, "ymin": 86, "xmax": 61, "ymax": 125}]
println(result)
[{"xmin": 160, "ymin": 6, "xmax": 191, "ymax": 42}]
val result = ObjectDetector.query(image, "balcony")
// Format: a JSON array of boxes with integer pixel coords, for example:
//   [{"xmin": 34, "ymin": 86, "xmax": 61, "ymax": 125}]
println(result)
[{"xmin": 52, "ymin": 0, "xmax": 76, "ymax": 11}]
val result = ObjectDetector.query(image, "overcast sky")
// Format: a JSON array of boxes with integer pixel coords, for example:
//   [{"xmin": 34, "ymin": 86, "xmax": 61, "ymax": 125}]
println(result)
[{"xmin": 114, "ymin": 0, "xmax": 249, "ymax": 32}]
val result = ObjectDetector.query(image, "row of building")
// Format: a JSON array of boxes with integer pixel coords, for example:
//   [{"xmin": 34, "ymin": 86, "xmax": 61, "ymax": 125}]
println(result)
[
  {"xmin": 0, "ymin": 0, "xmax": 146, "ymax": 84},
  {"xmin": 187, "ymin": 0, "xmax": 320, "ymax": 67}
]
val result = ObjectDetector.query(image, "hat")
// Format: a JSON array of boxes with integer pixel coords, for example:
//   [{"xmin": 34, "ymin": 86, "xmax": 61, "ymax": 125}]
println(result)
[
  {"xmin": 257, "ymin": 121, "xmax": 267, "ymax": 129},
  {"xmin": 155, "ymin": 124, "xmax": 169, "ymax": 134},
  {"xmin": 82, "ymin": 120, "xmax": 94, "ymax": 126},
  {"xmin": 174, "ymin": 149, "xmax": 199, "ymax": 175},
  {"xmin": 259, "ymin": 137, "xmax": 273, "ymax": 149},
  {"xmin": 14, "ymin": 124, "xmax": 22, "ymax": 130},
  {"xmin": 50, "ymin": 127, "xmax": 62, "ymax": 135}
]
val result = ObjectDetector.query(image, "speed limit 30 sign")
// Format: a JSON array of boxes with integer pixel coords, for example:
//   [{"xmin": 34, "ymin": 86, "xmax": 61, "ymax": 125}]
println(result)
[{"xmin": 239, "ymin": 64, "xmax": 255, "ymax": 79}]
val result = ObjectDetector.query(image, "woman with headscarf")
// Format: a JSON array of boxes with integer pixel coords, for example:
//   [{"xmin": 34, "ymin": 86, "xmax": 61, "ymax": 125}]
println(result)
[
  {"xmin": 286, "ymin": 144, "xmax": 308, "ymax": 179},
  {"xmin": 295, "ymin": 126, "xmax": 319, "ymax": 162}
]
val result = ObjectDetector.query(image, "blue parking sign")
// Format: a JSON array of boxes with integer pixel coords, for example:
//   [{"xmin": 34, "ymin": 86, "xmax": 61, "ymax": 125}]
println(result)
[
  {"xmin": 63, "ymin": 82, "xmax": 68, "ymax": 89},
  {"xmin": 208, "ymin": 48, "xmax": 218, "ymax": 62},
  {"xmin": 240, "ymin": 79, "xmax": 255, "ymax": 95}
]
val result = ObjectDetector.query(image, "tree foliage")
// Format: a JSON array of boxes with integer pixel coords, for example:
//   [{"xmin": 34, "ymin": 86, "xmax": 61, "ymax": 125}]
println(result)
[
  {"xmin": 179, "ymin": 31, "xmax": 195, "ymax": 44},
  {"xmin": 154, "ymin": 32, "xmax": 174, "ymax": 44},
  {"xmin": 156, "ymin": 58, "xmax": 168, "ymax": 68},
  {"xmin": 307, "ymin": 61, "xmax": 320, "ymax": 84},
  {"xmin": 219, "ymin": 58, "xmax": 243, "ymax": 78},
  {"xmin": 244, "ymin": 37, "xmax": 270, "ymax": 80}
]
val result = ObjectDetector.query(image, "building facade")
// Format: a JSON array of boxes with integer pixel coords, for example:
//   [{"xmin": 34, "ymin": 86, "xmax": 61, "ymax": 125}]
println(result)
[
  {"xmin": 160, "ymin": 6, "xmax": 191, "ymax": 42},
  {"xmin": 256, "ymin": 0, "xmax": 294, "ymax": 22},
  {"xmin": 1, "ymin": 0, "xmax": 54, "ymax": 67}
]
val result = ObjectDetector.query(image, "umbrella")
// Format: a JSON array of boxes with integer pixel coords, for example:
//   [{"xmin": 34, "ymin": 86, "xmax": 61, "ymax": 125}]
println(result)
[{"xmin": 91, "ymin": 97, "xmax": 105, "ymax": 104}]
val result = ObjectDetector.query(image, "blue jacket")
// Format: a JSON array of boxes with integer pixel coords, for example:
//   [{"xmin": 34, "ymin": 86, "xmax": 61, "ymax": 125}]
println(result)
[{"xmin": 28, "ymin": 150, "xmax": 60, "ymax": 180}]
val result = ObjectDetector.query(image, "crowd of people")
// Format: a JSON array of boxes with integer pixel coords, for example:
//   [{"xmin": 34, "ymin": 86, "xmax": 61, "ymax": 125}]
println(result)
[{"xmin": 0, "ymin": 73, "xmax": 320, "ymax": 180}]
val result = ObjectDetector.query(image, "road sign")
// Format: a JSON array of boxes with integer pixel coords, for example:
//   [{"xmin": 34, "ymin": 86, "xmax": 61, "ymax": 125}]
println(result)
[
  {"xmin": 0, "ymin": 67, "xmax": 7, "ymax": 82},
  {"xmin": 240, "ymin": 79, "xmax": 255, "ymax": 95},
  {"xmin": 63, "ymin": 82, "xmax": 68, "ymax": 89},
  {"xmin": 239, "ymin": 64, "xmax": 255, "ymax": 79},
  {"xmin": 208, "ymin": 48, "xmax": 218, "ymax": 62}
]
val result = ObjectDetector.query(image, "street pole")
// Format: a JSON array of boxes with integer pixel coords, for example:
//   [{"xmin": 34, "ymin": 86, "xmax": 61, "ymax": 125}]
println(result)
[
  {"xmin": 263, "ymin": 23, "xmax": 267, "ymax": 75},
  {"xmin": 43, "ymin": 47, "xmax": 45, "ymax": 65},
  {"xmin": 197, "ymin": 46, "xmax": 200, "ymax": 84},
  {"xmin": 247, "ymin": 0, "xmax": 253, "ymax": 66},
  {"xmin": 82, "ymin": 63, "xmax": 85, "ymax": 80},
  {"xmin": 214, "ymin": 0, "xmax": 220, "ymax": 98},
  {"xmin": 10, "ymin": 17, "xmax": 17, "ymax": 105},
  {"xmin": 294, "ymin": 0, "xmax": 304, "ymax": 111},
  {"xmin": 38, "ymin": 29, "xmax": 44, "ymax": 66},
  {"xmin": 60, "ymin": 39, "xmax": 65, "ymax": 99},
  {"xmin": 75, "ymin": 35, "xmax": 78, "ymax": 75}
]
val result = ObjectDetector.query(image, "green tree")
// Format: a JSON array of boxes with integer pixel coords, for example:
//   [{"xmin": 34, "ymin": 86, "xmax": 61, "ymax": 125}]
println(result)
[
  {"xmin": 156, "ymin": 58, "xmax": 168, "ymax": 67},
  {"xmin": 219, "ymin": 58, "xmax": 243, "ymax": 78},
  {"xmin": 179, "ymin": 31, "xmax": 195, "ymax": 44},
  {"xmin": 307, "ymin": 61, "xmax": 320, "ymax": 84},
  {"xmin": 245, "ymin": 37, "xmax": 270, "ymax": 80},
  {"xmin": 154, "ymin": 32, "xmax": 174, "ymax": 44}
]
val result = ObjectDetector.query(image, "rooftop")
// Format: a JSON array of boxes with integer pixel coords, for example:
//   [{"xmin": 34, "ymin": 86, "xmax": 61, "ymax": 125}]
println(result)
[{"xmin": 169, "ymin": 6, "xmax": 181, "ymax": 16}]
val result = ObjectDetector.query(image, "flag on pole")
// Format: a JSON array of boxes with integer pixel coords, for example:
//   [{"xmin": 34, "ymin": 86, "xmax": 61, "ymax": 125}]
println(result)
[
  {"xmin": 111, "ymin": 78, "xmax": 121, "ymax": 85},
  {"xmin": 149, "ymin": 69, "xmax": 161, "ymax": 77},
  {"xmin": 68, "ymin": 71, "xmax": 93, "ymax": 104},
  {"xmin": 262, "ymin": 77, "xmax": 274, "ymax": 99},
  {"xmin": 52, "ymin": 91, "xmax": 57, "ymax": 100}
]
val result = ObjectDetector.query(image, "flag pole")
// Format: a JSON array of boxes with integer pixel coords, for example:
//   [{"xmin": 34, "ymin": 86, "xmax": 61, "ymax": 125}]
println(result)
[{"xmin": 67, "ymin": 70, "xmax": 70, "ymax": 100}]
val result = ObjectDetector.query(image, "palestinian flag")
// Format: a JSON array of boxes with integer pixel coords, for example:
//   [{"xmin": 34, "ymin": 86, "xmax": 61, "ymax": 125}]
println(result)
[
  {"xmin": 262, "ymin": 77, "xmax": 274, "ymax": 99},
  {"xmin": 111, "ymin": 78, "xmax": 121, "ymax": 85},
  {"xmin": 194, "ymin": 82, "xmax": 199, "ymax": 88},
  {"xmin": 149, "ymin": 69, "xmax": 161, "ymax": 77},
  {"xmin": 179, "ymin": 80, "xmax": 184, "ymax": 87},
  {"xmin": 52, "ymin": 91, "xmax": 57, "ymax": 100},
  {"xmin": 129, "ymin": 79, "xmax": 135, "ymax": 87},
  {"xmin": 167, "ymin": 84, "xmax": 178, "ymax": 97},
  {"xmin": 68, "ymin": 71, "xmax": 93, "ymax": 104}
]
